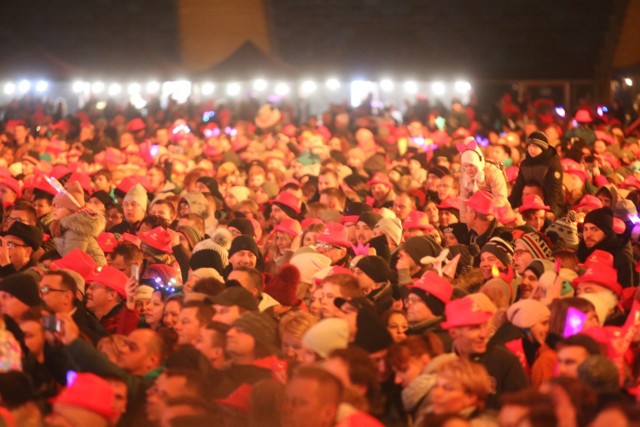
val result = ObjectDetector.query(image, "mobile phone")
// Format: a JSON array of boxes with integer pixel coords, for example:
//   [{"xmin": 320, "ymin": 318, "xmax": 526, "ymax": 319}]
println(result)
[
  {"xmin": 43, "ymin": 314, "xmax": 61, "ymax": 333},
  {"xmin": 131, "ymin": 264, "xmax": 140, "ymax": 283}
]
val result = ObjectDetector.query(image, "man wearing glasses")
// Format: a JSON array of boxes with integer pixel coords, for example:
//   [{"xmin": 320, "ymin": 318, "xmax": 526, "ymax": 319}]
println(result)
[
  {"xmin": 0, "ymin": 221, "xmax": 43, "ymax": 279},
  {"xmin": 39, "ymin": 270, "xmax": 107, "ymax": 345}
]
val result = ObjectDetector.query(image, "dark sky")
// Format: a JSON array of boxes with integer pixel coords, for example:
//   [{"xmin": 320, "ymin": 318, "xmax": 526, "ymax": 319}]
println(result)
[{"xmin": 0, "ymin": 0, "xmax": 616, "ymax": 81}]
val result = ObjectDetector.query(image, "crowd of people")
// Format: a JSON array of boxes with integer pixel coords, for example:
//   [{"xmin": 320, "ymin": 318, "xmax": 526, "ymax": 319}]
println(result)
[{"xmin": 0, "ymin": 92, "xmax": 638, "ymax": 427}]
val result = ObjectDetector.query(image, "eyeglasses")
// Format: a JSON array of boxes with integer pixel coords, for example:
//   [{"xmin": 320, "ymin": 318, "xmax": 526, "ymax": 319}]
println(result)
[
  {"xmin": 6, "ymin": 242, "xmax": 28, "ymax": 249},
  {"xmin": 404, "ymin": 296, "xmax": 424, "ymax": 306},
  {"xmin": 40, "ymin": 286, "xmax": 68, "ymax": 295},
  {"xmin": 316, "ymin": 243, "xmax": 342, "ymax": 251}
]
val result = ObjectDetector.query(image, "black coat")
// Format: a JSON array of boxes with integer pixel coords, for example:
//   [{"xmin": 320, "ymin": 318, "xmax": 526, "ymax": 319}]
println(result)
[
  {"xmin": 469, "ymin": 344, "xmax": 529, "ymax": 409},
  {"xmin": 509, "ymin": 148, "xmax": 565, "ymax": 217},
  {"xmin": 576, "ymin": 234, "xmax": 635, "ymax": 288}
]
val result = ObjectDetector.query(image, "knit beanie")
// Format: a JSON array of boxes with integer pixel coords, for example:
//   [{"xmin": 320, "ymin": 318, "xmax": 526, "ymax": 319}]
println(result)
[
  {"xmin": 579, "ymin": 293, "xmax": 611, "ymax": 326},
  {"xmin": 227, "ymin": 186, "xmax": 252, "ymax": 204},
  {"xmin": 368, "ymin": 234, "xmax": 391, "ymax": 262},
  {"xmin": 545, "ymin": 211, "xmax": 579, "ymax": 250},
  {"xmin": 3, "ymin": 222, "xmax": 44, "ymax": 251},
  {"xmin": 614, "ymin": 199, "xmax": 637, "ymax": 221},
  {"xmin": 374, "ymin": 217, "xmax": 402, "ymax": 246},
  {"xmin": 124, "ymin": 183, "xmax": 148, "ymax": 211},
  {"xmin": 177, "ymin": 225, "xmax": 204, "ymax": 251},
  {"xmin": 526, "ymin": 131, "xmax": 549, "ymax": 151},
  {"xmin": 516, "ymin": 232, "xmax": 553, "ymax": 260},
  {"xmin": 577, "ymin": 355, "xmax": 620, "ymax": 395},
  {"xmin": 355, "ymin": 256, "xmax": 390, "ymax": 283},
  {"xmin": 480, "ymin": 237, "xmax": 514, "ymax": 267},
  {"xmin": 231, "ymin": 312, "xmax": 278, "ymax": 354},
  {"xmin": 443, "ymin": 223, "xmax": 470, "ymax": 245},
  {"xmin": 584, "ymin": 207, "xmax": 614, "ymax": 237},
  {"xmin": 181, "ymin": 192, "xmax": 209, "ymax": 219},
  {"xmin": 189, "ymin": 249, "xmax": 224, "ymax": 275},
  {"xmin": 506, "ymin": 299, "xmax": 550, "ymax": 329},
  {"xmin": 302, "ymin": 318, "xmax": 349, "ymax": 359},
  {"xmin": 524, "ymin": 259, "xmax": 555, "ymax": 279},
  {"xmin": 227, "ymin": 218, "xmax": 255, "ymax": 238},
  {"xmin": 289, "ymin": 251, "xmax": 332, "ymax": 284},
  {"xmin": 52, "ymin": 181, "xmax": 85, "ymax": 212},
  {"xmin": 0, "ymin": 273, "xmax": 41, "ymax": 307},
  {"xmin": 357, "ymin": 212, "xmax": 383, "ymax": 229},
  {"xmin": 402, "ymin": 235, "xmax": 442, "ymax": 265},
  {"xmin": 228, "ymin": 236, "xmax": 264, "ymax": 270},
  {"xmin": 192, "ymin": 229, "xmax": 231, "ymax": 268}
]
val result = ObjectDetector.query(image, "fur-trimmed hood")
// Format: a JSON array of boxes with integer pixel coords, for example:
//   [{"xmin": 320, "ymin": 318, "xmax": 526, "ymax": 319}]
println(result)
[{"xmin": 60, "ymin": 210, "xmax": 106, "ymax": 238}]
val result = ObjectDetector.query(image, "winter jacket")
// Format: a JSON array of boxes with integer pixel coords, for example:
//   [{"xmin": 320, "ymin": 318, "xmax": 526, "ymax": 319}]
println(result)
[
  {"xmin": 460, "ymin": 162, "xmax": 509, "ymax": 224},
  {"xmin": 509, "ymin": 148, "xmax": 565, "ymax": 217},
  {"xmin": 53, "ymin": 208, "xmax": 107, "ymax": 266},
  {"xmin": 576, "ymin": 234, "xmax": 635, "ymax": 288}
]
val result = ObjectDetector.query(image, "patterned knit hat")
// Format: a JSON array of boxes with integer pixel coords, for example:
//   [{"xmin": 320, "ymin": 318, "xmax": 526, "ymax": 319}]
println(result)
[
  {"xmin": 516, "ymin": 232, "xmax": 553, "ymax": 259},
  {"xmin": 480, "ymin": 237, "xmax": 514, "ymax": 267},
  {"xmin": 545, "ymin": 211, "xmax": 579, "ymax": 250}
]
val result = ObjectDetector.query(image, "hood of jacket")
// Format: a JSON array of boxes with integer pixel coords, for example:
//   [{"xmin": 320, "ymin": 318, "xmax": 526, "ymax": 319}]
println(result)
[{"xmin": 60, "ymin": 210, "xmax": 106, "ymax": 238}]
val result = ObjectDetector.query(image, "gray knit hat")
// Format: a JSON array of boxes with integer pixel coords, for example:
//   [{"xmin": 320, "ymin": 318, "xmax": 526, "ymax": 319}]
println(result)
[
  {"xmin": 180, "ymin": 192, "xmax": 209, "ymax": 219},
  {"xmin": 124, "ymin": 183, "xmax": 148, "ymax": 211},
  {"xmin": 231, "ymin": 312, "xmax": 278, "ymax": 354}
]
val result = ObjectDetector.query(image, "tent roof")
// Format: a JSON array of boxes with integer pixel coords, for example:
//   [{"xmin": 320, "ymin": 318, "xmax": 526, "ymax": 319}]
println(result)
[{"xmin": 198, "ymin": 41, "xmax": 298, "ymax": 80}]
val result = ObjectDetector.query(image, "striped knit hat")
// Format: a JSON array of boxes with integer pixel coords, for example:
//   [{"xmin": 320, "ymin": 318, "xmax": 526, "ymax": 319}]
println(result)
[
  {"xmin": 480, "ymin": 237, "xmax": 514, "ymax": 267},
  {"xmin": 515, "ymin": 232, "xmax": 552, "ymax": 260}
]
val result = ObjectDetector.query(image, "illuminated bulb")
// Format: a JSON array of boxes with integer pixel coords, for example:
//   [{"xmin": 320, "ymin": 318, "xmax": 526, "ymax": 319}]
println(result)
[
  {"xmin": 625, "ymin": 78, "xmax": 633, "ymax": 87},
  {"xmin": 127, "ymin": 83, "xmax": 141, "ymax": 95},
  {"xmin": 252, "ymin": 79, "xmax": 267, "ymax": 91},
  {"xmin": 404, "ymin": 81, "xmax": 418, "ymax": 93},
  {"xmin": 108, "ymin": 83, "xmax": 122, "ymax": 96},
  {"xmin": 432, "ymin": 82, "xmax": 445, "ymax": 96},
  {"xmin": 201, "ymin": 82, "xmax": 215, "ymax": 95},
  {"xmin": 4, "ymin": 83, "xmax": 16, "ymax": 95},
  {"xmin": 146, "ymin": 81, "xmax": 160, "ymax": 93},
  {"xmin": 92, "ymin": 81, "xmax": 105, "ymax": 94},
  {"xmin": 275, "ymin": 82, "xmax": 290, "ymax": 96},
  {"xmin": 35, "ymin": 80, "xmax": 48, "ymax": 93},
  {"xmin": 72, "ymin": 81, "xmax": 85, "ymax": 93},
  {"xmin": 326, "ymin": 78, "xmax": 340, "ymax": 90},
  {"xmin": 226, "ymin": 82, "xmax": 241, "ymax": 97},
  {"xmin": 301, "ymin": 80, "xmax": 317, "ymax": 94},
  {"xmin": 454, "ymin": 81, "xmax": 471, "ymax": 93},
  {"xmin": 18, "ymin": 80, "xmax": 31, "ymax": 92},
  {"xmin": 380, "ymin": 79, "xmax": 394, "ymax": 92}
]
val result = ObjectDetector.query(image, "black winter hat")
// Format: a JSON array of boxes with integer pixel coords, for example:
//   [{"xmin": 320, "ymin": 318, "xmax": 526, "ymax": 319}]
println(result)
[
  {"xmin": 342, "ymin": 201, "xmax": 372, "ymax": 218},
  {"xmin": 584, "ymin": 207, "xmax": 614, "ymax": 237},
  {"xmin": 356, "ymin": 212, "xmax": 383, "ymax": 229},
  {"xmin": 227, "ymin": 218, "xmax": 255, "ymax": 238},
  {"xmin": 334, "ymin": 298, "xmax": 393, "ymax": 353},
  {"xmin": 367, "ymin": 234, "xmax": 391, "ymax": 262},
  {"xmin": 355, "ymin": 256, "xmax": 390, "ymax": 283},
  {"xmin": 443, "ymin": 223, "xmax": 470, "ymax": 245},
  {"xmin": 189, "ymin": 249, "xmax": 224, "ymax": 275},
  {"xmin": 428, "ymin": 165, "xmax": 450, "ymax": 178},
  {"xmin": 90, "ymin": 190, "xmax": 115, "ymax": 208},
  {"xmin": 3, "ymin": 222, "xmax": 43, "ymax": 251},
  {"xmin": 527, "ymin": 131, "xmax": 549, "ymax": 151},
  {"xmin": 0, "ymin": 273, "xmax": 41, "ymax": 307},
  {"xmin": 228, "ymin": 235, "xmax": 264, "ymax": 271},
  {"xmin": 402, "ymin": 235, "xmax": 442, "ymax": 265}
]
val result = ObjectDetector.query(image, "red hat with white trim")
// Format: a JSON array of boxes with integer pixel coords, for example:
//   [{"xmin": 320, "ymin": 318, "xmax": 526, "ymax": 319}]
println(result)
[
  {"xmin": 138, "ymin": 227, "xmax": 173, "ymax": 254},
  {"xmin": 572, "ymin": 250, "xmax": 622, "ymax": 296},
  {"xmin": 97, "ymin": 232, "xmax": 117, "ymax": 253}
]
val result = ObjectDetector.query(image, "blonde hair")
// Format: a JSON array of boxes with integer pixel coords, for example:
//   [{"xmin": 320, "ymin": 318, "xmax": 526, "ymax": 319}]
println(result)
[
  {"xmin": 279, "ymin": 310, "xmax": 319, "ymax": 340},
  {"xmin": 436, "ymin": 359, "xmax": 493, "ymax": 408}
]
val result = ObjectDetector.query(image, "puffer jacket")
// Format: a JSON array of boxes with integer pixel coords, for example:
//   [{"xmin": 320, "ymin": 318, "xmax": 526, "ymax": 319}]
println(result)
[
  {"xmin": 509, "ymin": 147, "xmax": 565, "ymax": 217},
  {"xmin": 53, "ymin": 208, "xmax": 107, "ymax": 266}
]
